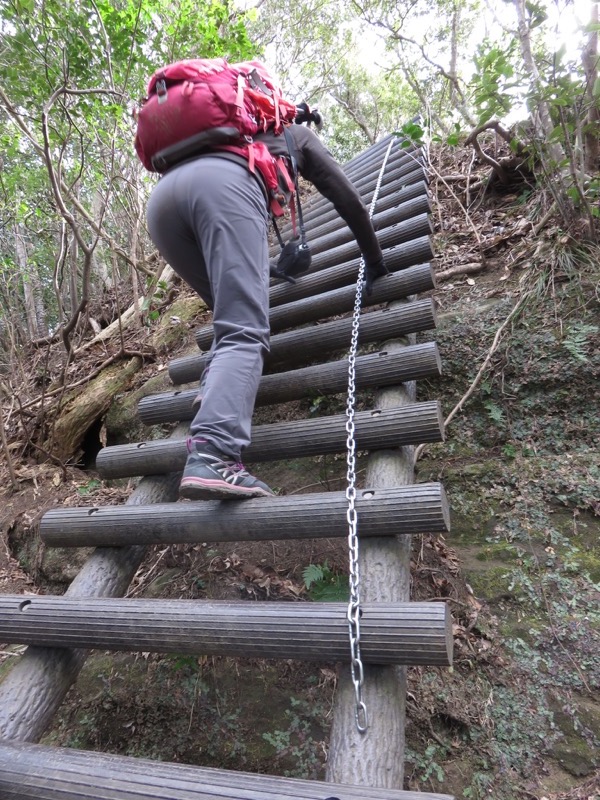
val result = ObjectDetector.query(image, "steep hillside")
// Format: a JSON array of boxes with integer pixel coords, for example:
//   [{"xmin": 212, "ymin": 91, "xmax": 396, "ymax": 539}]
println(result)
[{"xmin": 0, "ymin": 140, "xmax": 599, "ymax": 800}]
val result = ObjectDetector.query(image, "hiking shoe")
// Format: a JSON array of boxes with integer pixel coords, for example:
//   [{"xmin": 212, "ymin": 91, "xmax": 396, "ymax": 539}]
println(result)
[{"xmin": 179, "ymin": 449, "xmax": 274, "ymax": 500}]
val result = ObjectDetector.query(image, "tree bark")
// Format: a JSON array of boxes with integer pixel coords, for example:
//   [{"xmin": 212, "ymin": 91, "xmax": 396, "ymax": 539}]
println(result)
[
  {"xmin": 0, "ymin": 740, "xmax": 455, "ymax": 800},
  {"xmin": 48, "ymin": 356, "xmax": 143, "ymax": 461},
  {"xmin": 583, "ymin": 2, "xmax": 600, "ymax": 173},
  {"xmin": 15, "ymin": 222, "xmax": 47, "ymax": 340},
  {"xmin": 0, "ymin": 596, "xmax": 451, "ymax": 665},
  {"xmin": 326, "ymin": 310, "xmax": 418, "ymax": 788}
]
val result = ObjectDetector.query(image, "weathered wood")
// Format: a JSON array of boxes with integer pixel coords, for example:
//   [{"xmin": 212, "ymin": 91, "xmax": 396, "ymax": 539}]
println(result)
[
  {"xmin": 49, "ymin": 356, "xmax": 142, "ymax": 461},
  {"xmin": 174, "ymin": 300, "xmax": 436, "ymax": 383},
  {"xmin": 196, "ymin": 260, "xmax": 435, "ymax": 352},
  {"xmin": 0, "ymin": 596, "xmax": 453, "ymax": 665},
  {"xmin": 138, "ymin": 344, "xmax": 441, "ymax": 424},
  {"xmin": 272, "ymin": 179, "xmax": 429, "ymax": 257},
  {"xmin": 296, "ymin": 162, "xmax": 426, "ymax": 233},
  {"xmin": 269, "ymin": 236, "xmax": 435, "ymax": 308},
  {"xmin": 351, "ymin": 157, "xmax": 425, "ymax": 198},
  {"xmin": 40, "ymin": 483, "xmax": 450, "ymax": 547},
  {"xmin": 311, "ymin": 144, "xmax": 416, "ymax": 209},
  {"xmin": 272, "ymin": 194, "xmax": 431, "ymax": 260},
  {"xmin": 267, "ymin": 265, "xmax": 435, "ymax": 335},
  {"xmin": 271, "ymin": 205, "xmax": 432, "ymax": 297},
  {"xmin": 298, "ymin": 154, "xmax": 425, "ymax": 228},
  {"xmin": 0, "ymin": 424, "xmax": 187, "ymax": 743},
  {"xmin": 344, "ymin": 137, "xmax": 414, "ymax": 178},
  {"xmin": 96, "ymin": 402, "xmax": 444, "ymax": 479},
  {"xmin": 295, "ymin": 214, "xmax": 433, "ymax": 277},
  {"xmin": 327, "ymin": 316, "xmax": 419, "ymax": 786},
  {"xmin": 0, "ymin": 740, "xmax": 455, "ymax": 800}
]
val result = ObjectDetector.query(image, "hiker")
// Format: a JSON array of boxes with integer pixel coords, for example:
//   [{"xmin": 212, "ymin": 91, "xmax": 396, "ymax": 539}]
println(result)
[{"xmin": 144, "ymin": 92, "xmax": 387, "ymax": 502}]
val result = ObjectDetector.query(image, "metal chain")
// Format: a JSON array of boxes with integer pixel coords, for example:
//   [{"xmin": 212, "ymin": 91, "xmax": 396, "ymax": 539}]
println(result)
[{"xmin": 346, "ymin": 136, "xmax": 395, "ymax": 735}]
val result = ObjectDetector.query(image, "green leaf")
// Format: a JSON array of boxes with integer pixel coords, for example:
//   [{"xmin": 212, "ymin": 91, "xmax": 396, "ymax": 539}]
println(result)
[{"xmin": 302, "ymin": 563, "xmax": 326, "ymax": 589}]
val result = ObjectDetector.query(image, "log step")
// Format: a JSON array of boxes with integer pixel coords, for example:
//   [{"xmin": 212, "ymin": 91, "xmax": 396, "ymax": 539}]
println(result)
[
  {"xmin": 41, "ymin": 483, "xmax": 450, "ymax": 547},
  {"xmin": 138, "ymin": 344, "xmax": 442, "ymax": 425},
  {"xmin": 279, "ymin": 193, "xmax": 431, "ymax": 260},
  {"xmin": 298, "ymin": 157, "xmax": 426, "ymax": 229},
  {"xmin": 290, "ymin": 166, "xmax": 428, "ymax": 247},
  {"xmin": 174, "ymin": 299, "xmax": 436, "ymax": 383},
  {"xmin": 271, "ymin": 179, "xmax": 428, "ymax": 257},
  {"xmin": 206, "ymin": 260, "xmax": 436, "ymax": 347},
  {"xmin": 221, "ymin": 217, "xmax": 433, "ymax": 324},
  {"xmin": 266, "ymin": 243, "xmax": 434, "ymax": 312},
  {"xmin": 96, "ymin": 402, "xmax": 444, "ymax": 479},
  {"xmin": 0, "ymin": 595, "xmax": 452, "ymax": 666},
  {"xmin": 0, "ymin": 741, "xmax": 454, "ymax": 800},
  {"xmin": 176, "ymin": 298, "xmax": 436, "ymax": 385},
  {"xmin": 304, "ymin": 213, "xmax": 432, "ymax": 276}
]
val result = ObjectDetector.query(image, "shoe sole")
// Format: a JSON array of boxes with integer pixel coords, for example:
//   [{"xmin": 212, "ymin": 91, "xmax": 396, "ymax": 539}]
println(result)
[{"xmin": 179, "ymin": 476, "xmax": 273, "ymax": 501}]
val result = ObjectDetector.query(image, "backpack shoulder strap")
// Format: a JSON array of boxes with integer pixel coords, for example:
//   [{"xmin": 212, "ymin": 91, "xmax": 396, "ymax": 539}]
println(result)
[{"xmin": 281, "ymin": 126, "xmax": 308, "ymax": 245}]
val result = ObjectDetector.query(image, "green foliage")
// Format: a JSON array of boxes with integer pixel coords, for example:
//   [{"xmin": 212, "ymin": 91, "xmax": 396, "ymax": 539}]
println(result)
[
  {"xmin": 561, "ymin": 323, "xmax": 599, "ymax": 363},
  {"xmin": 77, "ymin": 479, "xmax": 102, "ymax": 495},
  {"xmin": 262, "ymin": 696, "xmax": 327, "ymax": 778},
  {"xmin": 0, "ymin": 0, "xmax": 256, "ymax": 337},
  {"xmin": 397, "ymin": 119, "xmax": 425, "ymax": 147},
  {"xmin": 302, "ymin": 561, "xmax": 348, "ymax": 601},
  {"xmin": 471, "ymin": 40, "xmax": 520, "ymax": 124}
]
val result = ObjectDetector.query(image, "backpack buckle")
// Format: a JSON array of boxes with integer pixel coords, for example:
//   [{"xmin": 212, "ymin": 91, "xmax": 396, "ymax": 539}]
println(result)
[{"xmin": 156, "ymin": 78, "xmax": 168, "ymax": 104}]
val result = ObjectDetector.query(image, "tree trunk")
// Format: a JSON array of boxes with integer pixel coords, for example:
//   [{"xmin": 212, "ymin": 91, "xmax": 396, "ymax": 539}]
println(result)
[
  {"xmin": 15, "ymin": 222, "xmax": 47, "ymax": 340},
  {"xmin": 583, "ymin": 2, "xmax": 600, "ymax": 173},
  {"xmin": 47, "ymin": 356, "xmax": 143, "ymax": 461},
  {"xmin": 513, "ymin": 0, "xmax": 563, "ymax": 163},
  {"xmin": 92, "ymin": 190, "xmax": 113, "ymax": 293},
  {"xmin": 449, "ymin": 2, "xmax": 460, "ymax": 107},
  {"xmin": 326, "ymin": 313, "xmax": 416, "ymax": 788},
  {"xmin": 68, "ymin": 235, "xmax": 79, "ymax": 318}
]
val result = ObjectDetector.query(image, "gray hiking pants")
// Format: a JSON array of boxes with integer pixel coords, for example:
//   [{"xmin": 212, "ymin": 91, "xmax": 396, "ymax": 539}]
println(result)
[{"xmin": 147, "ymin": 157, "xmax": 270, "ymax": 460}]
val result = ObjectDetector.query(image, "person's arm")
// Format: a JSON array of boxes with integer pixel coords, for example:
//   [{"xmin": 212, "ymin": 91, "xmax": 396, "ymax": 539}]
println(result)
[{"xmin": 290, "ymin": 125, "xmax": 384, "ymax": 271}]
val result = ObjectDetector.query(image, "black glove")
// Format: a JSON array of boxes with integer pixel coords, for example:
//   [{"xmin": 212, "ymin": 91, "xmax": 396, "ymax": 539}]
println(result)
[
  {"xmin": 364, "ymin": 258, "xmax": 389, "ymax": 296},
  {"xmin": 269, "ymin": 264, "xmax": 297, "ymax": 285}
]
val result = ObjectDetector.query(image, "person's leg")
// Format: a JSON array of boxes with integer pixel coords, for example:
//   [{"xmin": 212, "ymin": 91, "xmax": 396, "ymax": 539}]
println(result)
[
  {"xmin": 180, "ymin": 159, "xmax": 271, "ymax": 461},
  {"xmin": 147, "ymin": 170, "xmax": 213, "ymax": 307},
  {"xmin": 147, "ymin": 158, "xmax": 273, "ymax": 499},
  {"xmin": 191, "ymin": 341, "xmax": 214, "ymax": 411}
]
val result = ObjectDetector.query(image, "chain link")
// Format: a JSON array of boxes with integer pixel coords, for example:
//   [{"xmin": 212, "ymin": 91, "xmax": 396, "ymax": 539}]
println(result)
[{"xmin": 346, "ymin": 136, "xmax": 395, "ymax": 735}]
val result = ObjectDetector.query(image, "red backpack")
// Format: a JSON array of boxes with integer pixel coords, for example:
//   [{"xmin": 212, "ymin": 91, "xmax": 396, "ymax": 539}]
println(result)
[{"xmin": 134, "ymin": 58, "xmax": 298, "ymax": 215}]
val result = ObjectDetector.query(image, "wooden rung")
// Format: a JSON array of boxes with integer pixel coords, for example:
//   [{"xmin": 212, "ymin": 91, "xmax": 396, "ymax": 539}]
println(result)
[
  {"xmin": 267, "ymin": 244, "xmax": 434, "ymax": 313},
  {"xmin": 0, "ymin": 596, "xmax": 453, "ymax": 666},
  {"xmin": 279, "ymin": 196, "xmax": 432, "ymax": 261},
  {"xmin": 138, "ymin": 344, "xmax": 442, "ymax": 425},
  {"xmin": 300, "ymin": 155, "xmax": 425, "ymax": 228},
  {"xmin": 300, "ymin": 152, "xmax": 421, "ymax": 227},
  {"xmin": 40, "ymin": 483, "xmax": 450, "ymax": 548},
  {"xmin": 278, "ymin": 180, "xmax": 428, "ymax": 256},
  {"xmin": 172, "ymin": 300, "xmax": 436, "ymax": 383},
  {"xmin": 0, "ymin": 741, "xmax": 455, "ymax": 800},
  {"xmin": 196, "ymin": 260, "xmax": 435, "ymax": 350},
  {"xmin": 97, "ymin": 402, "xmax": 444, "ymax": 479},
  {"xmin": 284, "ymin": 213, "xmax": 432, "ymax": 277}
]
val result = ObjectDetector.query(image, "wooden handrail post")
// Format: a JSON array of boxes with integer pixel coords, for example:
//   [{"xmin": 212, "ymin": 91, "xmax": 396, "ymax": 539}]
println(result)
[
  {"xmin": 0, "ymin": 424, "xmax": 187, "ymax": 743},
  {"xmin": 326, "ymin": 303, "xmax": 420, "ymax": 788}
]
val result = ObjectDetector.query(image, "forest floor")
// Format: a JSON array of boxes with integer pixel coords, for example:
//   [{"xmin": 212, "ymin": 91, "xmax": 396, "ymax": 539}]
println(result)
[{"xmin": 0, "ymin": 139, "xmax": 599, "ymax": 800}]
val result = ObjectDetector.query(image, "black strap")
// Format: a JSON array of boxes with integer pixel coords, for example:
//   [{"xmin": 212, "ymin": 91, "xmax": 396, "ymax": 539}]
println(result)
[
  {"xmin": 282, "ymin": 126, "xmax": 308, "ymax": 246},
  {"xmin": 272, "ymin": 217, "xmax": 285, "ymax": 248}
]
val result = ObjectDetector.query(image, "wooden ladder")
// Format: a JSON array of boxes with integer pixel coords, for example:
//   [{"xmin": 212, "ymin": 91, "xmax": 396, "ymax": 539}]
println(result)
[{"xmin": 0, "ymin": 136, "xmax": 454, "ymax": 800}]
